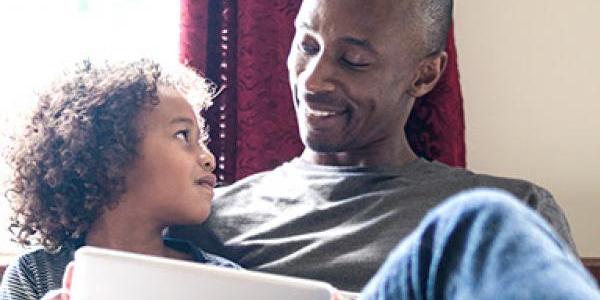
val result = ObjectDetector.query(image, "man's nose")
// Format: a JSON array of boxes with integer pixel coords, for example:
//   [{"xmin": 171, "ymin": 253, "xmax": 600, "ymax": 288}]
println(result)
[
  {"xmin": 303, "ymin": 55, "xmax": 336, "ymax": 94},
  {"xmin": 198, "ymin": 145, "xmax": 216, "ymax": 172}
]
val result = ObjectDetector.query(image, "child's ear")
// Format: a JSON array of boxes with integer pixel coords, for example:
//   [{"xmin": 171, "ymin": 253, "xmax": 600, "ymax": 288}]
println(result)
[{"xmin": 408, "ymin": 51, "xmax": 448, "ymax": 98}]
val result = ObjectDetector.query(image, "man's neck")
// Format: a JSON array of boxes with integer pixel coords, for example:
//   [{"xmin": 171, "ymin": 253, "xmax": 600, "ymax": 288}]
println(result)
[{"xmin": 301, "ymin": 137, "xmax": 418, "ymax": 168}]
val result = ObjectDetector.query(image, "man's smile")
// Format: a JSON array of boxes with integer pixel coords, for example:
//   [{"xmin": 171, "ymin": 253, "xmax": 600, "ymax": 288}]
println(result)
[
  {"xmin": 304, "ymin": 105, "xmax": 345, "ymax": 117},
  {"xmin": 299, "ymin": 101, "xmax": 349, "ymax": 130}
]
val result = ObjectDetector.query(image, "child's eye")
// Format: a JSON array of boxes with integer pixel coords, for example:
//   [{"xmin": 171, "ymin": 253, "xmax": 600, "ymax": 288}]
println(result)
[{"xmin": 175, "ymin": 130, "xmax": 190, "ymax": 143}]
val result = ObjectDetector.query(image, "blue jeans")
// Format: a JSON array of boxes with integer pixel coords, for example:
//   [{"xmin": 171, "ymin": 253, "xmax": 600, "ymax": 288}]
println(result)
[{"xmin": 360, "ymin": 189, "xmax": 599, "ymax": 300}]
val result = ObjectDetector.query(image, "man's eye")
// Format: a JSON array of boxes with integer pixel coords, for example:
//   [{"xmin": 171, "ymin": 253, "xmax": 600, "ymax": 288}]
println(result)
[
  {"xmin": 341, "ymin": 56, "xmax": 370, "ymax": 69},
  {"xmin": 175, "ymin": 130, "xmax": 189, "ymax": 142}
]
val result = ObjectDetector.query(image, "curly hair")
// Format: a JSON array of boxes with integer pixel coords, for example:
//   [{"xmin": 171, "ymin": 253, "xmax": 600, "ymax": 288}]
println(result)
[{"xmin": 4, "ymin": 59, "xmax": 215, "ymax": 251}]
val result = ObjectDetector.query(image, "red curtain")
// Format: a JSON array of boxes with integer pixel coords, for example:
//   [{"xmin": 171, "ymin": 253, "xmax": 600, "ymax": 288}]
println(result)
[{"xmin": 180, "ymin": 0, "xmax": 465, "ymax": 185}]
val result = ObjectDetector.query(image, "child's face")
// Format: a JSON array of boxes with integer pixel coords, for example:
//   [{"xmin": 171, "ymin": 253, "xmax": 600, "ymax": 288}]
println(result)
[{"xmin": 123, "ymin": 87, "xmax": 216, "ymax": 226}]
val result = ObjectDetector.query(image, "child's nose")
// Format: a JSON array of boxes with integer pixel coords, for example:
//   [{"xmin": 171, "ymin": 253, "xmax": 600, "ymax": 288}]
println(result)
[{"xmin": 198, "ymin": 145, "xmax": 216, "ymax": 172}]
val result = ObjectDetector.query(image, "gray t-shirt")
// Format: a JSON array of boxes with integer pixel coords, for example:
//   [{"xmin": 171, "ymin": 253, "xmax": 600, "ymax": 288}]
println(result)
[{"xmin": 171, "ymin": 158, "xmax": 575, "ymax": 292}]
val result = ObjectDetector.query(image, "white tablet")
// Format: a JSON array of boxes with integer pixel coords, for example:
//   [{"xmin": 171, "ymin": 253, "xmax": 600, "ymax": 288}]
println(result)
[{"xmin": 70, "ymin": 246, "xmax": 337, "ymax": 300}]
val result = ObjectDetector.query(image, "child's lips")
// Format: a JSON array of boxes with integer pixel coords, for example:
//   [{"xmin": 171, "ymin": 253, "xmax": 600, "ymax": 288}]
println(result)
[{"xmin": 195, "ymin": 174, "xmax": 217, "ymax": 188}]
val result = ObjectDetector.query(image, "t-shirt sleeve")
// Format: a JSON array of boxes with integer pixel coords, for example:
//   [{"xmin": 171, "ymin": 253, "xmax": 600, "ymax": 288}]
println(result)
[
  {"xmin": 526, "ymin": 185, "xmax": 577, "ymax": 253},
  {"xmin": 0, "ymin": 256, "xmax": 40, "ymax": 300}
]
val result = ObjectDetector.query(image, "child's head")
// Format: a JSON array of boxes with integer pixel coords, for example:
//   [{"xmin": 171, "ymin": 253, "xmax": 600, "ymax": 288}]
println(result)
[{"xmin": 5, "ymin": 59, "xmax": 215, "ymax": 251}]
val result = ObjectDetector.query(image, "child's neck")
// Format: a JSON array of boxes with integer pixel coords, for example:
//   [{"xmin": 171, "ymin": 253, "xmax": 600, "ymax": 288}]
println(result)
[{"xmin": 85, "ymin": 208, "xmax": 190, "ymax": 261}]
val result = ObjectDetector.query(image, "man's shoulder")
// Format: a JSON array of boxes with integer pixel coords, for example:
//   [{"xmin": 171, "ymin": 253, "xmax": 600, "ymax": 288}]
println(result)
[
  {"xmin": 460, "ymin": 168, "xmax": 576, "ymax": 250},
  {"xmin": 413, "ymin": 161, "xmax": 576, "ymax": 249},
  {"xmin": 420, "ymin": 160, "xmax": 550, "ymax": 201},
  {"xmin": 462, "ymin": 169, "xmax": 552, "ymax": 204}
]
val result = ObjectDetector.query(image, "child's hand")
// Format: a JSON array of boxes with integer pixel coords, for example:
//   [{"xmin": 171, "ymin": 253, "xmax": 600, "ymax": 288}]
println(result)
[
  {"xmin": 40, "ymin": 288, "xmax": 70, "ymax": 300},
  {"xmin": 40, "ymin": 261, "xmax": 75, "ymax": 300},
  {"xmin": 332, "ymin": 289, "xmax": 359, "ymax": 300},
  {"xmin": 331, "ymin": 291, "xmax": 344, "ymax": 300}
]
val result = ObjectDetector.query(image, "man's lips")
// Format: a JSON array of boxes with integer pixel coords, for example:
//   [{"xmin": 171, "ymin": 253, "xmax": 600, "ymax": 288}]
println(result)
[
  {"xmin": 295, "ymin": 91, "xmax": 350, "ymax": 129},
  {"xmin": 300, "ymin": 102, "xmax": 349, "ymax": 132},
  {"xmin": 299, "ymin": 97, "xmax": 348, "ymax": 117},
  {"xmin": 195, "ymin": 174, "xmax": 217, "ymax": 188},
  {"xmin": 296, "ymin": 90, "xmax": 348, "ymax": 117},
  {"xmin": 304, "ymin": 105, "xmax": 346, "ymax": 117}
]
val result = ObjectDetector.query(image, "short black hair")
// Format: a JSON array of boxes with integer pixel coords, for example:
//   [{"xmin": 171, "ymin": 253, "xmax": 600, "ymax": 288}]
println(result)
[{"xmin": 411, "ymin": 0, "xmax": 454, "ymax": 54}]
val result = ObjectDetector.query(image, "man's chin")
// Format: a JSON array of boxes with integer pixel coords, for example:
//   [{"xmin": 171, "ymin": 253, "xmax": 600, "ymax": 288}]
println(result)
[{"xmin": 303, "ymin": 136, "xmax": 345, "ymax": 153}]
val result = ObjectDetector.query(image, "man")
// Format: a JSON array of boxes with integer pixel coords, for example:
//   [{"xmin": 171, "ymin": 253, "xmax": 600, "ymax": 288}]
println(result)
[{"xmin": 172, "ymin": 0, "xmax": 576, "ymax": 292}]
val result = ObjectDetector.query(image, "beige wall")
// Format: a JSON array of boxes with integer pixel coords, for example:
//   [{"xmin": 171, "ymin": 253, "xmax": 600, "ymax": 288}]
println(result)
[{"xmin": 455, "ymin": 1, "xmax": 600, "ymax": 256}]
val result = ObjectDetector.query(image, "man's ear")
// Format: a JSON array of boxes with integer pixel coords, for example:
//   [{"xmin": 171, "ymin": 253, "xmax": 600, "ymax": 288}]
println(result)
[{"xmin": 408, "ymin": 51, "xmax": 448, "ymax": 98}]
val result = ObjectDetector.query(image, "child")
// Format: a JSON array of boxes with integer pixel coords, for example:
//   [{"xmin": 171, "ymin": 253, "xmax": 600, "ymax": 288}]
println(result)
[{"xmin": 0, "ymin": 59, "xmax": 239, "ymax": 300}]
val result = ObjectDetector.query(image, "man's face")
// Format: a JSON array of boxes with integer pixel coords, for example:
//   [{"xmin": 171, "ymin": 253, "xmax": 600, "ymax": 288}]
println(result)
[{"xmin": 288, "ymin": 0, "xmax": 424, "ymax": 153}]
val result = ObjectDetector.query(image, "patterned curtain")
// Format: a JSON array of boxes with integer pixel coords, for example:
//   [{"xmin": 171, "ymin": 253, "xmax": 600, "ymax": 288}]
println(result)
[{"xmin": 180, "ymin": 0, "xmax": 465, "ymax": 185}]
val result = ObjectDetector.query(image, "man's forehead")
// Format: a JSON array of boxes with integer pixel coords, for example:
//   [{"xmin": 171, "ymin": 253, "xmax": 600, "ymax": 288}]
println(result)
[
  {"xmin": 295, "ymin": 0, "xmax": 420, "ymax": 54},
  {"xmin": 296, "ymin": 0, "xmax": 414, "ymax": 33}
]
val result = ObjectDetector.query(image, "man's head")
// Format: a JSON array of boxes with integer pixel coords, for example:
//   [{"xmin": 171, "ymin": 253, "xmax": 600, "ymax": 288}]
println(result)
[{"xmin": 287, "ymin": 0, "xmax": 452, "ymax": 163}]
